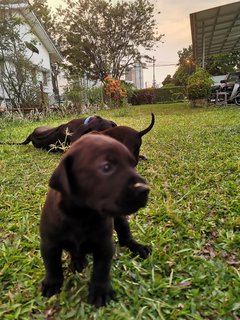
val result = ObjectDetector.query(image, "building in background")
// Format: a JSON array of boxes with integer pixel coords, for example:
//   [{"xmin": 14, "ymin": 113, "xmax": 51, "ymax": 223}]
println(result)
[
  {"xmin": 125, "ymin": 62, "xmax": 145, "ymax": 89},
  {"xmin": 0, "ymin": 1, "xmax": 63, "ymax": 108}
]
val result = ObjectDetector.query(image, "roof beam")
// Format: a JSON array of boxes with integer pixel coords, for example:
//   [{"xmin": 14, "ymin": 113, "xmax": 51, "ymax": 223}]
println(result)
[
  {"xmin": 190, "ymin": 2, "xmax": 240, "ymax": 62},
  {"xmin": 206, "ymin": 7, "xmax": 220, "ymax": 56},
  {"xmin": 219, "ymin": 12, "xmax": 240, "ymax": 52}
]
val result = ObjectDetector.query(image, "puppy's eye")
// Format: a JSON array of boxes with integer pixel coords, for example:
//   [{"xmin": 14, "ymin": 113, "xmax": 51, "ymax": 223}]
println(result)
[{"xmin": 100, "ymin": 162, "xmax": 114, "ymax": 174}]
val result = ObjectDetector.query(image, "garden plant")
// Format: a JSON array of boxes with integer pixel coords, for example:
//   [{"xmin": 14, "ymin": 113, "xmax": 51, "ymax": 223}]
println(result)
[{"xmin": 187, "ymin": 68, "xmax": 213, "ymax": 107}]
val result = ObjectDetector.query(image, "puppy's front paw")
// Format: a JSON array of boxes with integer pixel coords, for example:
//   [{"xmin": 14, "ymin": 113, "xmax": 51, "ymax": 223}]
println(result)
[
  {"xmin": 131, "ymin": 243, "xmax": 152, "ymax": 259},
  {"xmin": 88, "ymin": 284, "xmax": 116, "ymax": 308},
  {"xmin": 41, "ymin": 278, "xmax": 63, "ymax": 298},
  {"xmin": 123, "ymin": 240, "xmax": 152, "ymax": 259}
]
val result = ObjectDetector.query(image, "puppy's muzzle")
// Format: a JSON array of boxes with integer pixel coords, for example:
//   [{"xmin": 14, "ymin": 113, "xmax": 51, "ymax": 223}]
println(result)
[
  {"xmin": 133, "ymin": 182, "xmax": 150, "ymax": 198},
  {"xmin": 117, "ymin": 180, "xmax": 149, "ymax": 214}
]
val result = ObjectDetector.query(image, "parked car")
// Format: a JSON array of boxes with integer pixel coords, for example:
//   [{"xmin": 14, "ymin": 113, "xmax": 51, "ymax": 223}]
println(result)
[{"xmin": 211, "ymin": 71, "xmax": 240, "ymax": 105}]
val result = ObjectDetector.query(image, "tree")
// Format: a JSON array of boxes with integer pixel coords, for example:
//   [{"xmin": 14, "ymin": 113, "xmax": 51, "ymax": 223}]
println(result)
[
  {"xmin": 177, "ymin": 45, "xmax": 193, "ymax": 66},
  {"xmin": 176, "ymin": 45, "xmax": 240, "ymax": 76},
  {"xmin": 162, "ymin": 74, "xmax": 173, "ymax": 86},
  {"xmin": 205, "ymin": 52, "xmax": 240, "ymax": 75},
  {"xmin": 30, "ymin": 0, "xmax": 55, "ymax": 38},
  {"xmin": 172, "ymin": 45, "xmax": 195, "ymax": 86},
  {"xmin": 55, "ymin": 0, "xmax": 163, "ymax": 82},
  {"xmin": 172, "ymin": 65, "xmax": 189, "ymax": 86},
  {"xmin": 0, "ymin": 1, "xmax": 42, "ymax": 108}
]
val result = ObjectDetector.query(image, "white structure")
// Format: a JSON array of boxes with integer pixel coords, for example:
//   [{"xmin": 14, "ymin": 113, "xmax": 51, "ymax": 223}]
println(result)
[
  {"xmin": 0, "ymin": 1, "xmax": 63, "ymax": 108},
  {"xmin": 125, "ymin": 62, "xmax": 145, "ymax": 89}
]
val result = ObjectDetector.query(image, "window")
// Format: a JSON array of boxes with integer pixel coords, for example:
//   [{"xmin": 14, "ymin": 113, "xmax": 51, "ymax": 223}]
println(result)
[{"xmin": 42, "ymin": 71, "xmax": 49, "ymax": 86}]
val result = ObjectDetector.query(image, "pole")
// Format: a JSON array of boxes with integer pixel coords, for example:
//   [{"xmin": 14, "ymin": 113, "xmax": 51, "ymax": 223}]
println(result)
[
  {"xmin": 152, "ymin": 56, "xmax": 156, "ymax": 88},
  {"xmin": 202, "ymin": 34, "xmax": 206, "ymax": 69},
  {"xmin": 202, "ymin": 21, "xmax": 206, "ymax": 69}
]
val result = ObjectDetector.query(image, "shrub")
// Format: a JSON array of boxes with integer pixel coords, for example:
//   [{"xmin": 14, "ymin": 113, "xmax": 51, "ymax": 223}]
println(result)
[
  {"xmin": 187, "ymin": 67, "xmax": 213, "ymax": 101},
  {"xmin": 87, "ymin": 86, "xmax": 104, "ymax": 106},
  {"xmin": 130, "ymin": 88, "xmax": 155, "ymax": 105},
  {"xmin": 154, "ymin": 86, "xmax": 186, "ymax": 103},
  {"xmin": 121, "ymin": 81, "xmax": 136, "ymax": 103},
  {"xmin": 64, "ymin": 84, "xmax": 105, "ymax": 112},
  {"xmin": 65, "ymin": 88, "xmax": 84, "ymax": 105},
  {"xmin": 103, "ymin": 76, "xmax": 127, "ymax": 108}
]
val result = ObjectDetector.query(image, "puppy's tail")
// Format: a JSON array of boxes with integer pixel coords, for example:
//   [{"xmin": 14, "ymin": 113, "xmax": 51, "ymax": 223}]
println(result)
[
  {"xmin": 0, "ymin": 135, "xmax": 32, "ymax": 145},
  {"xmin": 139, "ymin": 113, "xmax": 155, "ymax": 137},
  {"xmin": 19, "ymin": 135, "xmax": 32, "ymax": 145}
]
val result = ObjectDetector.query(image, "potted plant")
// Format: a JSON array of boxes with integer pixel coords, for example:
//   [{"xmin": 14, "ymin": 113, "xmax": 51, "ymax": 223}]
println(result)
[{"xmin": 187, "ymin": 67, "xmax": 213, "ymax": 107}]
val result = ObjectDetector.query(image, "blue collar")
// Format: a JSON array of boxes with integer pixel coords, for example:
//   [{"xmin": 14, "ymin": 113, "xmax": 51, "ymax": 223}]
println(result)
[{"xmin": 83, "ymin": 116, "xmax": 95, "ymax": 125}]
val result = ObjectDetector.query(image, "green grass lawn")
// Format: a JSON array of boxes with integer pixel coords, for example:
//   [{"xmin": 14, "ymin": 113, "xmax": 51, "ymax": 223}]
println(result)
[{"xmin": 0, "ymin": 103, "xmax": 239, "ymax": 319}]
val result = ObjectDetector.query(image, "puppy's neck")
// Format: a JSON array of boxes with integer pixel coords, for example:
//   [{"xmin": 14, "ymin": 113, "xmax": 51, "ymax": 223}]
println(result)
[{"xmin": 59, "ymin": 197, "xmax": 109, "ymax": 223}]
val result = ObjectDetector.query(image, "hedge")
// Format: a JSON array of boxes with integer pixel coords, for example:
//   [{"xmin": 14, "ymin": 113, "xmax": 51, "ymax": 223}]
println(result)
[{"xmin": 130, "ymin": 86, "xmax": 186, "ymax": 105}]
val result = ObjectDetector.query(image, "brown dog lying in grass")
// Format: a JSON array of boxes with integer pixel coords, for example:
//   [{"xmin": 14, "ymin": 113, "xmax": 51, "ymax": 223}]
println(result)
[
  {"xmin": 0, "ymin": 113, "xmax": 155, "ymax": 163},
  {"xmin": 0, "ymin": 115, "xmax": 117, "ymax": 151},
  {"xmin": 40, "ymin": 134, "xmax": 150, "ymax": 307}
]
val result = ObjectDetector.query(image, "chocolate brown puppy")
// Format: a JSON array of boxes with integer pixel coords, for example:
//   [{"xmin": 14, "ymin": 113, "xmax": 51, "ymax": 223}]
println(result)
[
  {"xmin": 0, "ymin": 115, "xmax": 117, "ymax": 151},
  {"xmin": 40, "ymin": 134, "xmax": 150, "ymax": 307}
]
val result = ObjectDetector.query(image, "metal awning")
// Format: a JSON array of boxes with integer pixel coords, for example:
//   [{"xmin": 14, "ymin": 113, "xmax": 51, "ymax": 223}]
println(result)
[{"xmin": 190, "ymin": 1, "xmax": 240, "ymax": 67}]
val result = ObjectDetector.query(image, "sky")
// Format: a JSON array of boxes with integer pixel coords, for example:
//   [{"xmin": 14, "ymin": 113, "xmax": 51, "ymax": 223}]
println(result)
[{"xmin": 47, "ymin": 0, "xmax": 240, "ymax": 87}]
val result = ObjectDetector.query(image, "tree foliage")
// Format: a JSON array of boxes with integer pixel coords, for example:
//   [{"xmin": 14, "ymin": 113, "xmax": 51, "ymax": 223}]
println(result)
[
  {"xmin": 162, "ymin": 74, "xmax": 173, "ymax": 86},
  {"xmin": 177, "ymin": 45, "xmax": 193, "ymax": 66},
  {"xmin": 171, "ymin": 45, "xmax": 195, "ymax": 86},
  {"xmin": 172, "ymin": 65, "xmax": 192, "ymax": 86},
  {"xmin": 55, "ymin": 0, "xmax": 163, "ymax": 82},
  {"xmin": 205, "ymin": 52, "xmax": 240, "ymax": 75},
  {"xmin": 30, "ymin": 0, "xmax": 55, "ymax": 38},
  {"xmin": 173, "ymin": 44, "xmax": 240, "ymax": 84}
]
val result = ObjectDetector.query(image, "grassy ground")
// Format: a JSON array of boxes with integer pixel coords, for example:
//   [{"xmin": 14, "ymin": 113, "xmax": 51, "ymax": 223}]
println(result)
[{"xmin": 0, "ymin": 103, "xmax": 239, "ymax": 319}]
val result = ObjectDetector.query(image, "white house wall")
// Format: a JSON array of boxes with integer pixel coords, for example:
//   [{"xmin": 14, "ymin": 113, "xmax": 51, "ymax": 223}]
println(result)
[
  {"xmin": 0, "ymin": 6, "xmax": 59, "ymax": 107},
  {"xmin": 18, "ymin": 16, "xmax": 54, "ymax": 102}
]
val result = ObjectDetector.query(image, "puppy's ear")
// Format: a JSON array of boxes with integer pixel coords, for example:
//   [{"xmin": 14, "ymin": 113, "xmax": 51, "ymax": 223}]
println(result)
[{"xmin": 49, "ymin": 155, "xmax": 74, "ymax": 194}]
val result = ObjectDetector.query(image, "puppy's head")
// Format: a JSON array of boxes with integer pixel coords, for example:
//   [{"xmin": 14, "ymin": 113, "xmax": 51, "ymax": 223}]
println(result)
[
  {"xmin": 101, "ymin": 126, "xmax": 141, "ymax": 165},
  {"xmin": 92, "ymin": 116, "xmax": 117, "ymax": 130},
  {"xmin": 49, "ymin": 134, "xmax": 149, "ymax": 215},
  {"xmin": 70, "ymin": 116, "xmax": 117, "ymax": 143}
]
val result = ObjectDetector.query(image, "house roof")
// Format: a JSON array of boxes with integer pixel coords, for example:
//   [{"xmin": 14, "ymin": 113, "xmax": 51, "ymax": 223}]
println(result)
[
  {"xmin": 190, "ymin": 1, "xmax": 240, "ymax": 65},
  {"xmin": 4, "ymin": 2, "xmax": 63, "ymax": 63}
]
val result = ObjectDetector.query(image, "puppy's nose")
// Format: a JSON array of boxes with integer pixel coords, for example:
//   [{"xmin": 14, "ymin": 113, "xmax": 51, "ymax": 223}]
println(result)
[{"xmin": 133, "ymin": 182, "xmax": 150, "ymax": 197}]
